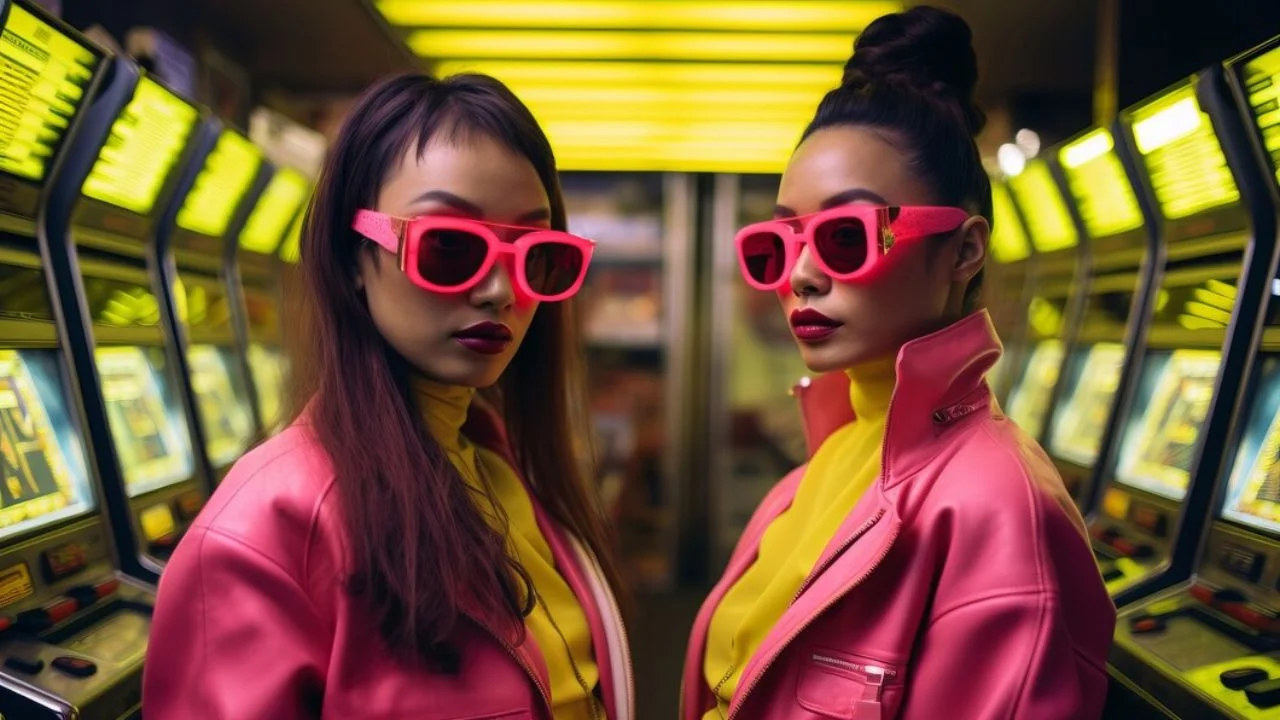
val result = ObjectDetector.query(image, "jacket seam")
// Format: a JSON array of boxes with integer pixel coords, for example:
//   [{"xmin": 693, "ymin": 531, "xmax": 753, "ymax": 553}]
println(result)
[
  {"xmin": 203, "ymin": 525, "xmax": 320, "ymax": 602},
  {"xmin": 927, "ymin": 586, "xmax": 1048, "ymax": 625}
]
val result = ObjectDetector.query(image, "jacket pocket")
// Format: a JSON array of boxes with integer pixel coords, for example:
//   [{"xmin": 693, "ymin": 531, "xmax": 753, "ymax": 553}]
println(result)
[
  {"xmin": 795, "ymin": 647, "xmax": 903, "ymax": 720},
  {"xmin": 446, "ymin": 710, "xmax": 532, "ymax": 720}
]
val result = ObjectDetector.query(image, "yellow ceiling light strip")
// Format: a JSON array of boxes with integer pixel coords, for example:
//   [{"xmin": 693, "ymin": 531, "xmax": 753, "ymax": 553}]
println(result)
[
  {"xmin": 407, "ymin": 29, "xmax": 853, "ymax": 62},
  {"xmin": 434, "ymin": 60, "xmax": 843, "ymax": 89},
  {"xmin": 511, "ymin": 83, "xmax": 829, "ymax": 107},
  {"xmin": 379, "ymin": 0, "xmax": 898, "ymax": 31}
]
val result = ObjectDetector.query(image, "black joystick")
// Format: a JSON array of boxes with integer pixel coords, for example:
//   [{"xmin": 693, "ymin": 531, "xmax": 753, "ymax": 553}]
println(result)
[{"xmin": 1220, "ymin": 667, "xmax": 1268, "ymax": 691}]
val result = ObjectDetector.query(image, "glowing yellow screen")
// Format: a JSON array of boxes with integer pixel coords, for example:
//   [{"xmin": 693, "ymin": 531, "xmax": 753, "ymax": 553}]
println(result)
[
  {"xmin": 1059, "ymin": 128, "xmax": 1144, "ymax": 238},
  {"xmin": 278, "ymin": 209, "xmax": 304, "ymax": 263},
  {"xmin": 0, "ymin": 5, "xmax": 98, "ymax": 182},
  {"xmin": 1130, "ymin": 84, "xmax": 1239, "ymax": 219},
  {"xmin": 1008, "ymin": 160, "xmax": 1077, "ymax": 253},
  {"xmin": 990, "ymin": 180, "xmax": 1031, "ymax": 263},
  {"xmin": 82, "ymin": 77, "xmax": 199, "ymax": 214},
  {"xmin": 176, "ymin": 130, "xmax": 262, "ymax": 237},
  {"xmin": 238, "ymin": 168, "xmax": 309, "ymax": 254},
  {"xmin": 1243, "ymin": 45, "xmax": 1280, "ymax": 185},
  {"xmin": 0, "ymin": 351, "xmax": 76, "ymax": 533}
]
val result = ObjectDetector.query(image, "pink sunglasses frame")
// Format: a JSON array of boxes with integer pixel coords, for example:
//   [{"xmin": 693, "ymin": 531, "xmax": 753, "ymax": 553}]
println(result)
[
  {"xmin": 734, "ymin": 205, "xmax": 970, "ymax": 291},
  {"xmin": 352, "ymin": 209, "xmax": 596, "ymax": 302}
]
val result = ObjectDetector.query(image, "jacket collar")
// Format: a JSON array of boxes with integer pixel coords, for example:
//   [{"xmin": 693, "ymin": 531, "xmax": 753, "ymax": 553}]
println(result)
[{"xmin": 794, "ymin": 310, "xmax": 1003, "ymax": 486}]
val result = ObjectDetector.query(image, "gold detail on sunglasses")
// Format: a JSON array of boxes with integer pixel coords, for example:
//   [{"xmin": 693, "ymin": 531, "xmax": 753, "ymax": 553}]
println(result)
[{"xmin": 881, "ymin": 227, "xmax": 896, "ymax": 254}]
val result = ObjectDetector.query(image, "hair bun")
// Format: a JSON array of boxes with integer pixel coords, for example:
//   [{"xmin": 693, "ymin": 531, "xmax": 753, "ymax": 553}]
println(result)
[{"xmin": 842, "ymin": 6, "xmax": 986, "ymax": 136}]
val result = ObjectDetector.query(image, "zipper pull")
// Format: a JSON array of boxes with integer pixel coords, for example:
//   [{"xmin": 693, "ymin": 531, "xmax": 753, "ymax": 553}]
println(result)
[{"xmin": 855, "ymin": 667, "xmax": 886, "ymax": 720}]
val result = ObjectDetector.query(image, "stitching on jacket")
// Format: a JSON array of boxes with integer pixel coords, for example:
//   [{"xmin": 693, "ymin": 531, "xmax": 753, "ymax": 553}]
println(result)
[{"xmin": 927, "ymin": 586, "xmax": 1048, "ymax": 625}]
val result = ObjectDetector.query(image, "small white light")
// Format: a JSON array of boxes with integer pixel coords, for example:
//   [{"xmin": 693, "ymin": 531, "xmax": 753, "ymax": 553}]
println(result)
[
  {"xmin": 799, "ymin": 376, "xmax": 812, "ymax": 388},
  {"xmin": 1015, "ymin": 128, "xmax": 1041, "ymax": 157},
  {"xmin": 997, "ymin": 143, "xmax": 1026, "ymax": 177},
  {"xmin": 1272, "ymin": 278, "xmax": 1280, "ymax": 296}
]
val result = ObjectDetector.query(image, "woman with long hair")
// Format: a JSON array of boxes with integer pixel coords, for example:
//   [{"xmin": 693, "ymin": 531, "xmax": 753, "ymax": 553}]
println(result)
[
  {"xmin": 144, "ymin": 73, "xmax": 631, "ymax": 719},
  {"xmin": 682, "ymin": 7, "xmax": 1114, "ymax": 719}
]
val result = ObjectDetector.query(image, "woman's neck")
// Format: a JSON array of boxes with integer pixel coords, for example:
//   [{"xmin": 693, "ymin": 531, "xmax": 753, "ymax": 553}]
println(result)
[
  {"xmin": 845, "ymin": 355, "xmax": 896, "ymax": 420},
  {"xmin": 411, "ymin": 376, "xmax": 475, "ymax": 451}
]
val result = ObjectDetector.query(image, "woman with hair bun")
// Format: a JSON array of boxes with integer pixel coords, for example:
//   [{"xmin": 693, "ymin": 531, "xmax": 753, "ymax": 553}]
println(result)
[{"xmin": 682, "ymin": 7, "xmax": 1113, "ymax": 719}]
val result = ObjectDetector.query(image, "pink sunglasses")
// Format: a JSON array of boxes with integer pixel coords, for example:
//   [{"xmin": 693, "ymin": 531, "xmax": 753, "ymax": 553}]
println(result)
[
  {"xmin": 735, "ymin": 205, "xmax": 970, "ymax": 290},
  {"xmin": 352, "ymin": 209, "xmax": 596, "ymax": 302}
]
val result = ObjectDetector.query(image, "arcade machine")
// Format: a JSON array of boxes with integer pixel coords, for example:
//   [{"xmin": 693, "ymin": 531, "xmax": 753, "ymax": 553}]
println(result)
[
  {"xmin": 1108, "ymin": 37, "xmax": 1280, "ymax": 719},
  {"xmin": 0, "ymin": 2, "xmax": 157, "ymax": 716},
  {"xmin": 230, "ymin": 164, "xmax": 308, "ymax": 437},
  {"xmin": 985, "ymin": 177, "xmax": 1035, "ymax": 402},
  {"xmin": 1085, "ymin": 61, "xmax": 1271, "ymax": 609},
  {"xmin": 1001, "ymin": 157, "xmax": 1086, "ymax": 442},
  {"xmin": 1041, "ymin": 123, "xmax": 1160, "ymax": 508},
  {"xmin": 159, "ymin": 124, "xmax": 266, "ymax": 475},
  {"xmin": 43, "ymin": 39, "xmax": 215, "ymax": 582}
]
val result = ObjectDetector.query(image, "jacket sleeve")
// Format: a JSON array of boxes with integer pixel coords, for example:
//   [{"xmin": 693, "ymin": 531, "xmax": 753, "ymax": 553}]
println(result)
[
  {"xmin": 899, "ymin": 591, "xmax": 1109, "ymax": 720},
  {"xmin": 143, "ymin": 526, "xmax": 329, "ymax": 719}
]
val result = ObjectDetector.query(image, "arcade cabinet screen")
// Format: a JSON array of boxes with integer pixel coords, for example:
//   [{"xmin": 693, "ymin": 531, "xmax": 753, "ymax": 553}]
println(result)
[
  {"xmin": 1115, "ymin": 349, "xmax": 1221, "ymax": 500},
  {"xmin": 1058, "ymin": 128, "xmax": 1144, "ymax": 238},
  {"xmin": 247, "ymin": 343, "xmax": 286, "ymax": 434},
  {"xmin": 0, "ymin": 5, "xmax": 98, "ymax": 184},
  {"xmin": 1049, "ymin": 342, "xmax": 1126, "ymax": 465},
  {"xmin": 278, "ymin": 209, "xmax": 304, "ymax": 263},
  {"xmin": 1242, "ymin": 45, "xmax": 1280, "ymax": 184},
  {"xmin": 94, "ymin": 346, "xmax": 193, "ymax": 497},
  {"xmin": 1008, "ymin": 159, "xmax": 1077, "ymax": 253},
  {"xmin": 81, "ymin": 76, "xmax": 198, "ymax": 215},
  {"xmin": 239, "ymin": 168, "xmax": 309, "ymax": 254},
  {"xmin": 1222, "ymin": 358, "xmax": 1280, "ymax": 535},
  {"xmin": 1006, "ymin": 339, "xmax": 1063, "ymax": 441},
  {"xmin": 175, "ymin": 129, "xmax": 262, "ymax": 237},
  {"xmin": 186, "ymin": 345, "xmax": 255, "ymax": 467},
  {"xmin": 989, "ymin": 181, "xmax": 1030, "ymax": 264},
  {"xmin": 1129, "ymin": 83, "xmax": 1239, "ymax": 220},
  {"xmin": 0, "ymin": 350, "xmax": 93, "ymax": 541}
]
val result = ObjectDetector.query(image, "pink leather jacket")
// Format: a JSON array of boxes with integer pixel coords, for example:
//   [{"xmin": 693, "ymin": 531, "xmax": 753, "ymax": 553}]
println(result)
[
  {"xmin": 143, "ymin": 404, "xmax": 633, "ymax": 720},
  {"xmin": 682, "ymin": 311, "xmax": 1115, "ymax": 720}
]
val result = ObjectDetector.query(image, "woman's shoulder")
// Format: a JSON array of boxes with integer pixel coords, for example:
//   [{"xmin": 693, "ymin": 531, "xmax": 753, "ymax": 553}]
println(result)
[{"xmin": 186, "ymin": 423, "xmax": 345, "ymax": 580}]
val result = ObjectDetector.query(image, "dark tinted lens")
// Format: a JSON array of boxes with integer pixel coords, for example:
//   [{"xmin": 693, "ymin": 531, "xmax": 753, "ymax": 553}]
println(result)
[
  {"xmin": 525, "ymin": 242, "xmax": 585, "ymax": 297},
  {"xmin": 417, "ymin": 229, "xmax": 489, "ymax": 287},
  {"xmin": 813, "ymin": 217, "xmax": 869, "ymax": 275},
  {"xmin": 740, "ymin": 232, "xmax": 786, "ymax": 285}
]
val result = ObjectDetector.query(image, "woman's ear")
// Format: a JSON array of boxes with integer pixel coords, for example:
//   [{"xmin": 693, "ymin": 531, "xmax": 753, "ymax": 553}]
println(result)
[{"xmin": 952, "ymin": 215, "xmax": 989, "ymax": 284}]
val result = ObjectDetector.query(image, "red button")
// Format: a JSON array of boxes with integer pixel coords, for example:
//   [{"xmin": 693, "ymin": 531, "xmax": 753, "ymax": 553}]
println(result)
[
  {"xmin": 93, "ymin": 578, "xmax": 119, "ymax": 599},
  {"xmin": 1190, "ymin": 584, "xmax": 1215, "ymax": 605},
  {"xmin": 1111, "ymin": 538, "xmax": 1138, "ymax": 557},
  {"xmin": 1131, "ymin": 616, "xmax": 1166, "ymax": 634},
  {"xmin": 1229, "ymin": 605, "xmax": 1280, "ymax": 633},
  {"xmin": 46, "ymin": 598, "xmax": 78, "ymax": 624},
  {"xmin": 0, "ymin": 617, "xmax": 12, "ymax": 633}
]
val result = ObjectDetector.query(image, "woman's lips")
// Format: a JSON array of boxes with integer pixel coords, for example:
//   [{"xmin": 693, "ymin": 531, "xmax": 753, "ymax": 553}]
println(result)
[
  {"xmin": 453, "ymin": 322, "xmax": 513, "ymax": 355},
  {"xmin": 789, "ymin": 308, "xmax": 843, "ymax": 342}
]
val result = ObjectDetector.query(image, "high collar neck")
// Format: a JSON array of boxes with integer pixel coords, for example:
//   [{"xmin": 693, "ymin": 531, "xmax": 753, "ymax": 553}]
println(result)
[
  {"xmin": 411, "ymin": 376, "xmax": 475, "ymax": 450},
  {"xmin": 845, "ymin": 356, "xmax": 896, "ymax": 420}
]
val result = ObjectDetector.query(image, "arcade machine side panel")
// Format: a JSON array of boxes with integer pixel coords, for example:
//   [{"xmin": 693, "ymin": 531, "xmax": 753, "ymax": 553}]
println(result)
[
  {"xmin": 162, "ymin": 125, "xmax": 265, "ymax": 481},
  {"xmin": 1107, "ymin": 35, "xmax": 1280, "ymax": 720},
  {"xmin": 0, "ymin": 2, "xmax": 154, "ymax": 717},
  {"xmin": 985, "ymin": 176, "xmax": 1034, "ymax": 403},
  {"xmin": 1093, "ymin": 63, "xmax": 1271, "ymax": 610},
  {"xmin": 1045, "ymin": 122, "xmax": 1160, "ymax": 511},
  {"xmin": 1002, "ymin": 158, "xmax": 1082, "ymax": 444},
  {"xmin": 229, "ymin": 163, "xmax": 309, "ymax": 439}
]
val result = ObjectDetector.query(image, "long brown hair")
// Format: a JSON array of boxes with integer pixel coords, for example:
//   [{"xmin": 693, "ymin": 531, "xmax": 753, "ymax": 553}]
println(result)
[{"xmin": 288, "ymin": 73, "xmax": 623, "ymax": 668}]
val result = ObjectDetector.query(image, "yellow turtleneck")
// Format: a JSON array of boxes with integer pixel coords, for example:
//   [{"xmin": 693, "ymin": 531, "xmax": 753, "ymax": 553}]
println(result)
[
  {"xmin": 702, "ymin": 357, "xmax": 896, "ymax": 718},
  {"xmin": 413, "ymin": 378, "xmax": 599, "ymax": 720}
]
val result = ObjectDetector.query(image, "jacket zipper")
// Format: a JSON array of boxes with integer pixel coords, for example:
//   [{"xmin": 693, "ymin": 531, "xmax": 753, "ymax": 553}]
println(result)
[
  {"xmin": 811, "ymin": 653, "xmax": 897, "ymax": 685},
  {"xmin": 584, "ymin": 541, "xmax": 635, "ymax": 720},
  {"xmin": 728, "ymin": 522, "xmax": 902, "ymax": 719},
  {"xmin": 791, "ymin": 508, "xmax": 886, "ymax": 604},
  {"xmin": 465, "ymin": 610, "xmax": 554, "ymax": 716}
]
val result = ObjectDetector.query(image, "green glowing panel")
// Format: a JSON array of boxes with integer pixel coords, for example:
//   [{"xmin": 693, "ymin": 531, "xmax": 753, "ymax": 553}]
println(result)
[
  {"xmin": 1058, "ymin": 128, "xmax": 1144, "ymax": 238},
  {"xmin": 1242, "ymin": 44, "xmax": 1280, "ymax": 186},
  {"xmin": 82, "ymin": 77, "xmax": 199, "ymax": 214},
  {"xmin": 1130, "ymin": 84, "xmax": 1239, "ymax": 219},
  {"xmin": 175, "ymin": 130, "xmax": 262, "ymax": 237},
  {"xmin": 278, "ymin": 206, "xmax": 304, "ymax": 264},
  {"xmin": 1008, "ymin": 160, "xmax": 1077, "ymax": 253},
  {"xmin": 989, "ymin": 180, "xmax": 1030, "ymax": 263},
  {"xmin": 0, "ymin": 5, "xmax": 98, "ymax": 182},
  {"xmin": 238, "ymin": 168, "xmax": 309, "ymax": 254}
]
